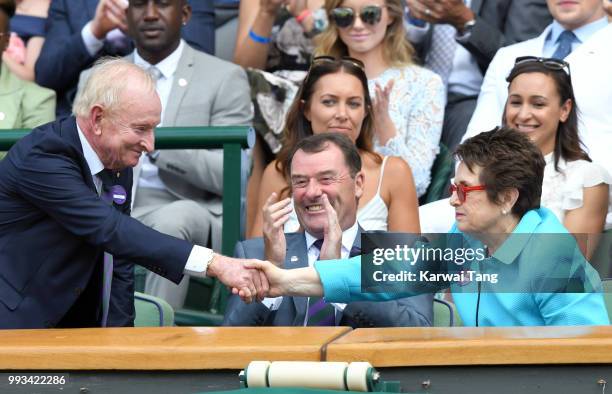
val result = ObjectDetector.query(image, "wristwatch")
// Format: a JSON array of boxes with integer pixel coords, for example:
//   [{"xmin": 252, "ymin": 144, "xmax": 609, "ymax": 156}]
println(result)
[
  {"xmin": 203, "ymin": 248, "xmax": 216, "ymax": 276},
  {"xmin": 459, "ymin": 19, "xmax": 476, "ymax": 36},
  {"xmin": 305, "ymin": 8, "xmax": 328, "ymax": 38}
]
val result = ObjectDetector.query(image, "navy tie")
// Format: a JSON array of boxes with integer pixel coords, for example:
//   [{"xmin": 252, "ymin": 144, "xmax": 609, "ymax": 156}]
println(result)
[{"xmin": 551, "ymin": 30, "xmax": 576, "ymax": 60}]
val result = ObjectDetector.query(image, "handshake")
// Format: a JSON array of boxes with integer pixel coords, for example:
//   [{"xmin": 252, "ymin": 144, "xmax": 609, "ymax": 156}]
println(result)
[
  {"xmin": 206, "ymin": 193, "xmax": 343, "ymax": 303},
  {"xmin": 205, "ymin": 253, "xmax": 324, "ymax": 303}
]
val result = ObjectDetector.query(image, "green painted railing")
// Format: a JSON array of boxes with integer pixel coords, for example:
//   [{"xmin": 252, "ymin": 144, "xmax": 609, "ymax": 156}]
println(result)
[{"xmin": 1, "ymin": 126, "xmax": 254, "ymax": 319}]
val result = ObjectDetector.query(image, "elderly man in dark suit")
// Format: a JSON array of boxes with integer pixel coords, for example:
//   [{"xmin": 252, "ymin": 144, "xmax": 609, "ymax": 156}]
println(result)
[
  {"xmin": 77, "ymin": 0, "xmax": 252, "ymax": 310},
  {"xmin": 223, "ymin": 133, "xmax": 433, "ymax": 328},
  {"xmin": 35, "ymin": 0, "xmax": 214, "ymax": 116},
  {"xmin": 0, "ymin": 58, "xmax": 264, "ymax": 329},
  {"xmin": 405, "ymin": 0, "xmax": 552, "ymax": 151}
]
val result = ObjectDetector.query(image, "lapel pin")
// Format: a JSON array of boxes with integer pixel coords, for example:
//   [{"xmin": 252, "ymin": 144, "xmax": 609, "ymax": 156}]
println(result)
[
  {"xmin": 178, "ymin": 78, "xmax": 188, "ymax": 87},
  {"xmin": 290, "ymin": 256, "xmax": 298, "ymax": 262}
]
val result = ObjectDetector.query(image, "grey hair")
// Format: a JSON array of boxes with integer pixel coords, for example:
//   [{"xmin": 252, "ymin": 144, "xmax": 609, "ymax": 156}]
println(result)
[{"xmin": 72, "ymin": 57, "xmax": 156, "ymax": 117}]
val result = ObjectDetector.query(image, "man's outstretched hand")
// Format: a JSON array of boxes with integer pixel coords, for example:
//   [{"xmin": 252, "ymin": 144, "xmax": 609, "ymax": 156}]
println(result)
[
  {"xmin": 238, "ymin": 260, "xmax": 324, "ymax": 301},
  {"xmin": 207, "ymin": 255, "xmax": 270, "ymax": 303}
]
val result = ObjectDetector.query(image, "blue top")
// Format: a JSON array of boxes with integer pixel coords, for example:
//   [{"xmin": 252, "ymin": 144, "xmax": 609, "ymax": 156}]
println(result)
[
  {"xmin": 315, "ymin": 208, "xmax": 609, "ymax": 326},
  {"xmin": 10, "ymin": 14, "xmax": 47, "ymax": 43}
]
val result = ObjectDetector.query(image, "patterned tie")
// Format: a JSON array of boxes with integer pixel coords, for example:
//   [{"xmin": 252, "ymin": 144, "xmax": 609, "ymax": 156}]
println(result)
[
  {"xmin": 97, "ymin": 169, "xmax": 117, "ymax": 327},
  {"xmin": 425, "ymin": 24, "xmax": 457, "ymax": 87},
  {"xmin": 307, "ymin": 239, "xmax": 336, "ymax": 326},
  {"xmin": 551, "ymin": 30, "xmax": 576, "ymax": 60}
]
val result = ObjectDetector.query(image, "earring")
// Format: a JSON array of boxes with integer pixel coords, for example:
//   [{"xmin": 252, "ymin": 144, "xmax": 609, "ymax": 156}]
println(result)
[{"xmin": 502, "ymin": 209, "xmax": 508, "ymax": 215}]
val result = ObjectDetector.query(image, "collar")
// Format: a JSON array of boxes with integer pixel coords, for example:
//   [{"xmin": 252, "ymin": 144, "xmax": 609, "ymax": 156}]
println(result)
[
  {"xmin": 133, "ymin": 39, "xmax": 185, "ymax": 79},
  {"xmin": 304, "ymin": 220, "xmax": 359, "ymax": 252},
  {"xmin": 547, "ymin": 17, "xmax": 609, "ymax": 46},
  {"xmin": 452, "ymin": 208, "xmax": 547, "ymax": 265},
  {"xmin": 76, "ymin": 122, "xmax": 104, "ymax": 176},
  {"xmin": 490, "ymin": 209, "xmax": 545, "ymax": 264}
]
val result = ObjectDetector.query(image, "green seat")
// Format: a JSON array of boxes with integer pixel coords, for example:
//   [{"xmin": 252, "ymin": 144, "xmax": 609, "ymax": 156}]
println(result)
[
  {"xmin": 419, "ymin": 143, "xmax": 453, "ymax": 205},
  {"xmin": 134, "ymin": 291, "xmax": 175, "ymax": 327},
  {"xmin": 432, "ymin": 297, "xmax": 462, "ymax": 327}
]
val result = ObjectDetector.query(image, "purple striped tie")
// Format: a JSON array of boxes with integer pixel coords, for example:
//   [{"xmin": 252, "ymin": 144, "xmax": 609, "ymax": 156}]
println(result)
[{"xmin": 306, "ymin": 239, "xmax": 336, "ymax": 326}]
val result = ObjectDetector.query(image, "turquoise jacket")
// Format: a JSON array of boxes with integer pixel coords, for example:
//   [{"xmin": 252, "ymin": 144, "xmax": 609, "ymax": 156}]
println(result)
[{"xmin": 315, "ymin": 208, "xmax": 609, "ymax": 326}]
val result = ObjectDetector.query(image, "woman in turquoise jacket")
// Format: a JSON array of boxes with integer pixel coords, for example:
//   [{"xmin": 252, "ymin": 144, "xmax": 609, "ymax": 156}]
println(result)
[{"xmin": 247, "ymin": 127, "xmax": 609, "ymax": 326}]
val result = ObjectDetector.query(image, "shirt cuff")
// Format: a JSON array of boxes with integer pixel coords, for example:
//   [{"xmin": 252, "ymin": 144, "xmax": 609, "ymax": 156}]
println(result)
[
  {"xmin": 81, "ymin": 21, "xmax": 105, "ymax": 57},
  {"xmin": 183, "ymin": 245, "xmax": 214, "ymax": 278},
  {"xmin": 261, "ymin": 297, "xmax": 284, "ymax": 310}
]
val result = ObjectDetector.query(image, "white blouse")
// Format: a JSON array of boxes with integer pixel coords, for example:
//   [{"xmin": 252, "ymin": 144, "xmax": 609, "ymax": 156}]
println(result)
[{"xmin": 541, "ymin": 153, "xmax": 612, "ymax": 229}]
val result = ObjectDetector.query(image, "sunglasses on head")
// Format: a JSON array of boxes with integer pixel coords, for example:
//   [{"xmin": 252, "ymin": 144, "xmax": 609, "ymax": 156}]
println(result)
[
  {"xmin": 311, "ymin": 55, "xmax": 366, "ymax": 71},
  {"xmin": 302, "ymin": 55, "xmax": 366, "ymax": 88},
  {"xmin": 449, "ymin": 183, "xmax": 486, "ymax": 204},
  {"xmin": 330, "ymin": 5, "xmax": 384, "ymax": 28},
  {"xmin": 514, "ymin": 56, "xmax": 571, "ymax": 76}
]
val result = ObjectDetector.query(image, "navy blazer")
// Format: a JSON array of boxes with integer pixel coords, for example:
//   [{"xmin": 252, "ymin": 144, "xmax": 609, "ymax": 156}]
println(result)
[
  {"xmin": 35, "ymin": 0, "xmax": 214, "ymax": 116},
  {"xmin": 223, "ymin": 230, "xmax": 433, "ymax": 328},
  {"xmin": 0, "ymin": 117, "xmax": 192, "ymax": 329}
]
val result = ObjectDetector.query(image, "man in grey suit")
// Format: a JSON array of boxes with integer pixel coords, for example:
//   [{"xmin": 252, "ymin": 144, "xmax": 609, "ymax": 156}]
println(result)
[
  {"xmin": 223, "ymin": 134, "xmax": 433, "ymax": 327},
  {"xmin": 79, "ymin": 0, "xmax": 252, "ymax": 308},
  {"xmin": 405, "ymin": 0, "xmax": 552, "ymax": 151}
]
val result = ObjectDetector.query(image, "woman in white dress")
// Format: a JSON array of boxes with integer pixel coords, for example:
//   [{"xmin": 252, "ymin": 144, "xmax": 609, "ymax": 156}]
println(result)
[
  {"xmin": 315, "ymin": 0, "xmax": 445, "ymax": 197},
  {"xmin": 248, "ymin": 56, "xmax": 420, "ymax": 238},
  {"xmin": 421, "ymin": 56, "xmax": 611, "ymax": 258}
]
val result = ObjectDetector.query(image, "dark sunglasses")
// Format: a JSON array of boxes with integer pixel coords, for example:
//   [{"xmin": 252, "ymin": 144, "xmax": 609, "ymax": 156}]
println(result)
[
  {"xmin": 514, "ymin": 56, "xmax": 571, "ymax": 76},
  {"xmin": 330, "ymin": 5, "xmax": 384, "ymax": 28},
  {"xmin": 449, "ymin": 183, "xmax": 486, "ymax": 204}
]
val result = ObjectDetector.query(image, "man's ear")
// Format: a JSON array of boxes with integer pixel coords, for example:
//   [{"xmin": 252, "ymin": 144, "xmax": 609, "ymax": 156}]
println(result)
[
  {"xmin": 90, "ymin": 105, "xmax": 105, "ymax": 136},
  {"xmin": 182, "ymin": 2, "xmax": 192, "ymax": 25},
  {"xmin": 354, "ymin": 170, "xmax": 365, "ymax": 200}
]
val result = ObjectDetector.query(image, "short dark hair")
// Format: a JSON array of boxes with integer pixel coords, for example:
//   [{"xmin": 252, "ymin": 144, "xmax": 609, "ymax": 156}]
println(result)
[
  {"xmin": 455, "ymin": 127, "xmax": 545, "ymax": 218},
  {"xmin": 0, "ymin": 0, "xmax": 15, "ymax": 19},
  {"xmin": 504, "ymin": 59, "xmax": 590, "ymax": 171},
  {"xmin": 287, "ymin": 133, "xmax": 362, "ymax": 178}
]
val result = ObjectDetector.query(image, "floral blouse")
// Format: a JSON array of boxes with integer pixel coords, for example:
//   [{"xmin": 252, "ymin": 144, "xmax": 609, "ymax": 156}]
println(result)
[{"xmin": 368, "ymin": 65, "xmax": 445, "ymax": 197}]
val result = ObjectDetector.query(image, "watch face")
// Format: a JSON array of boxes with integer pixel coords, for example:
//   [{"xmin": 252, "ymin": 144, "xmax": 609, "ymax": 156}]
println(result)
[{"xmin": 313, "ymin": 8, "xmax": 329, "ymax": 31}]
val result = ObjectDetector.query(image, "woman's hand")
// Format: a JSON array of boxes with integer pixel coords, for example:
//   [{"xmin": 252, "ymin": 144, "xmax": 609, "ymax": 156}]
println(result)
[
  {"xmin": 262, "ymin": 192, "xmax": 293, "ymax": 266},
  {"xmin": 319, "ymin": 194, "xmax": 342, "ymax": 261},
  {"xmin": 372, "ymin": 80, "xmax": 397, "ymax": 145}
]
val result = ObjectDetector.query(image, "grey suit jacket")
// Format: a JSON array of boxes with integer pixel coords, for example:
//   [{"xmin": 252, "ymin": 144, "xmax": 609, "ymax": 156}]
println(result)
[
  {"xmin": 416, "ymin": 0, "xmax": 552, "ymax": 74},
  {"xmin": 222, "ymin": 230, "xmax": 433, "ymax": 327}
]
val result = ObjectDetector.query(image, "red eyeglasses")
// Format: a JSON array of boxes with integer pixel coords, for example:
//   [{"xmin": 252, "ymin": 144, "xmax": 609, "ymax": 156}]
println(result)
[{"xmin": 449, "ymin": 183, "xmax": 486, "ymax": 203}]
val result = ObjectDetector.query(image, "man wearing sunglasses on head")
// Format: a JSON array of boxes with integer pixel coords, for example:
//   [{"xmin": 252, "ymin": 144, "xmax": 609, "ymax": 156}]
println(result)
[
  {"xmin": 404, "ymin": 0, "xmax": 552, "ymax": 152},
  {"xmin": 466, "ymin": 0, "xmax": 612, "ymax": 176}
]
